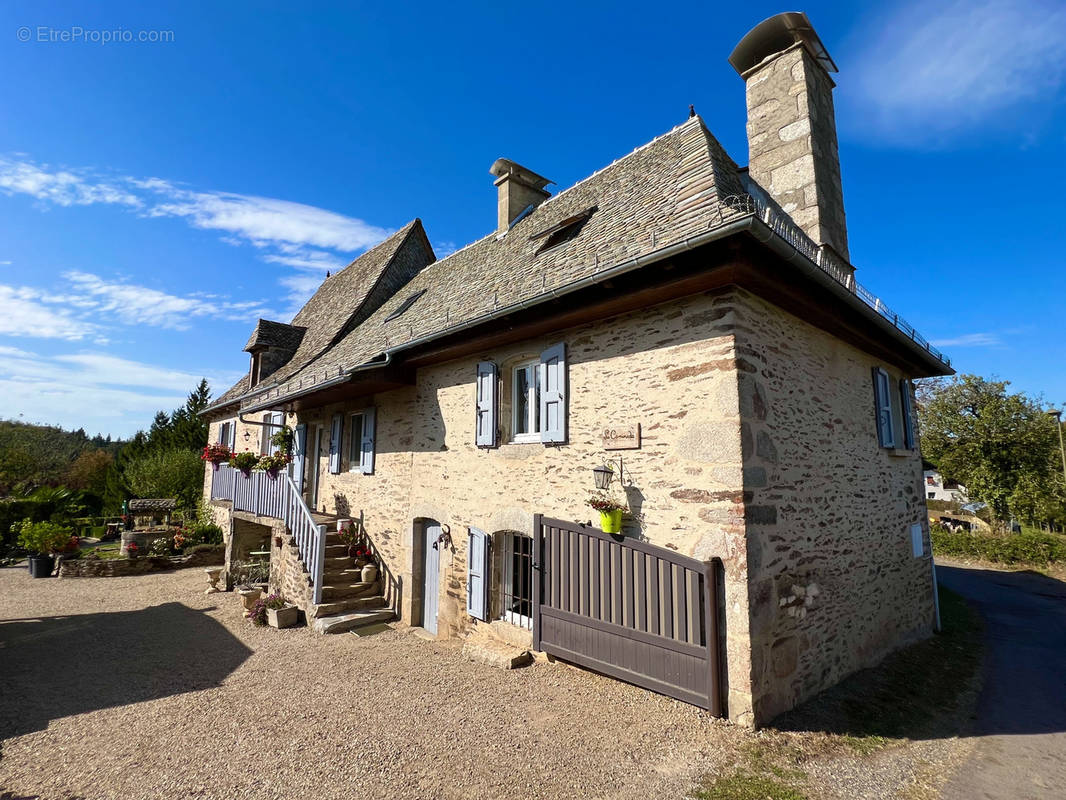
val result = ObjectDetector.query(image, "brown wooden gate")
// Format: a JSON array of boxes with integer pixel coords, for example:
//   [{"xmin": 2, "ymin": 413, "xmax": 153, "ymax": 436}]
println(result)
[{"xmin": 532, "ymin": 515, "xmax": 723, "ymax": 715}]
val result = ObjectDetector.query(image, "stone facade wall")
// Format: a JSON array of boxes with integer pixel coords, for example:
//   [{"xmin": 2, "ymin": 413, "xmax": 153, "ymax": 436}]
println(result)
[
  {"xmin": 293, "ymin": 290, "xmax": 751, "ymax": 709},
  {"xmin": 732, "ymin": 288, "xmax": 934, "ymax": 723},
  {"xmin": 744, "ymin": 44, "xmax": 849, "ymax": 260},
  {"xmin": 201, "ymin": 285, "xmax": 934, "ymax": 725},
  {"xmin": 58, "ymin": 546, "xmax": 224, "ymax": 578}
]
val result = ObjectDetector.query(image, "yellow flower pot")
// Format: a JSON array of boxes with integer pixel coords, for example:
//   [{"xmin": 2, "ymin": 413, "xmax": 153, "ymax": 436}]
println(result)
[{"xmin": 599, "ymin": 509, "xmax": 623, "ymax": 534}]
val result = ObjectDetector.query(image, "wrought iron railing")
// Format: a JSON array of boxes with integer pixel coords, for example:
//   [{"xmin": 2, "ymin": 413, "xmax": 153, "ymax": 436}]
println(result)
[
  {"xmin": 722, "ymin": 194, "xmax": 949, "ymax": 366},
  {"xmin": 210, "ymin": 464, "xmax": 327, "ymax": 604}
]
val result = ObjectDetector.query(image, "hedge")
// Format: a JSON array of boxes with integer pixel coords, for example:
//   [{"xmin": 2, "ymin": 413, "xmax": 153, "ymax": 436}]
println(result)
[{"xmin": 931, "ymin": 526, "xmax": 1066, "ymax": 566}]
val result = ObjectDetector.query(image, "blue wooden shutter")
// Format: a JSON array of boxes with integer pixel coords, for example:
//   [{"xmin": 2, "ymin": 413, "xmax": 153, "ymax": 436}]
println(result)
[
  {"xmin": 475, "ymin": 361, "xmax": 498, "ymax": 448},
  {"xmin": 328, "ymin": 413, "xmax": 343, "ymax": 474},
  {"xmin": 291, "ymin": 424, "xmax": 307, "ymax": 492},
  {"xmin": 467, "ymin": 527, "xmax": 490, "ymax": 621},
  {"xmin": 899, "ymin": 379, "xmax": 916, "ymax": 450},
  {"xmin": 360, "ymin": 407, "xmax": 376, "ymax": 475},
  {"xmin": 872, "ymin": 368, "xmax": 895, "ymax": 448},
  {"xmin": 228, "ymin": 421, "xmax": 236, "ymax": 451},
  {"xmin": 539, "ymin": 342, "xmax": 567, "ymax": 445},
  {"xmin": 217, "ymin": 422, "xmax": 228, "ymax": 445}
]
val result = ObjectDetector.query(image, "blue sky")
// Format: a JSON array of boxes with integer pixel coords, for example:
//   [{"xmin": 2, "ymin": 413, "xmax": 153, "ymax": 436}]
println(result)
[{"xmin": 1, "ymin": 0, "xmax": 1064, "ymax": 437}]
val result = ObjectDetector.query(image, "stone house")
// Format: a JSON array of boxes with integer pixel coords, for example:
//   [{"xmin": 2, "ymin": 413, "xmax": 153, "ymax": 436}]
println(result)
[{"xmin": 202, "ymin": 13, "xmax": 952, "ymax": 726}]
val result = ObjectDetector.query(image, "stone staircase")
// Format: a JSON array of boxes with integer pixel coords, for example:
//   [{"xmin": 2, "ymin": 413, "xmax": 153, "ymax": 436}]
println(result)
[{"xmin": 309, "ymin": 530, "xmax": 394, "ymax": 634}]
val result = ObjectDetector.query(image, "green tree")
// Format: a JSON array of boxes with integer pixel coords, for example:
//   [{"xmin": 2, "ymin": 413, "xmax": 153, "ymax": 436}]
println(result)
[
  {"xmin": 918, "ymin": 375, "xmax": 1061, "ymax": 528},
  {"xmin": 64, "ymin": 449, "xmax": 113, "ymax": 496},
  {"xmin": 124, "ymin": 448, "xmax": 204, "ymax": 510}
]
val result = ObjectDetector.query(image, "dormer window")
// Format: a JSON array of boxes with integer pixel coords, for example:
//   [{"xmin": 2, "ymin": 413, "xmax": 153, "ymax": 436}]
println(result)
[
  {"xmin": 529, "ymin": 206, "xmax": 596, "ymax": 255},
  {"xmin": 249, "ymin": 352, "xmax": 262, "ymax": 386},
  {"xmin": 385, "ymin": 289, "xmax": 427, "ymax": 323}
]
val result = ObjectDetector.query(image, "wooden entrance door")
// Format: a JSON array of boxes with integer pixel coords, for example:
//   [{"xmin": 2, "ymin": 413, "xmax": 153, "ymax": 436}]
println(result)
[
  {"xmin": 309, "ymin": 426, "xmax": 324, "ymax": 510},
  {"xmin": 422, "ymin": 520, "xmax": 441, "ymax": 635}
]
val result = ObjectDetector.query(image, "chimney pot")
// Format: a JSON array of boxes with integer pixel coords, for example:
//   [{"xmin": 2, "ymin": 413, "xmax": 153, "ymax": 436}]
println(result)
[{"xmin": 490, "ymin": 158, "xmax": 551, "ymax": 234}]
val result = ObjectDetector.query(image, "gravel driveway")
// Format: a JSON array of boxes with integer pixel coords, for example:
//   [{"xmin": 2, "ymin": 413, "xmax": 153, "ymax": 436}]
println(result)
[{"xmin": 0, "ymin": 566, "xmax": 737, "ymax": 800}]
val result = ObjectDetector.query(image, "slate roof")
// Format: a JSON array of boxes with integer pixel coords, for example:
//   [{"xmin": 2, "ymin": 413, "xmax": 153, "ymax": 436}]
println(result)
[
  {"xmin": 207, "ymin": 219, "xmax": 433, "ymax": 411},
  {"xmin": 239, "ymin": 116, "xmax": 750, "ymax": 406},
  {"xmin": 129, "ymin": 498, "xmax": 177, "ymax": 512},
  {"xmin": 243, "ymin": 319, "xmax": 306, "ymax": 352}
]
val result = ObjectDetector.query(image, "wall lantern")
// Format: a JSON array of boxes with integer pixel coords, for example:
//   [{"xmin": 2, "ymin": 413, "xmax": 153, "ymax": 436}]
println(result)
[{"xmin": 592, "ymin": 463, "xmax": 615, "ymax": 490}]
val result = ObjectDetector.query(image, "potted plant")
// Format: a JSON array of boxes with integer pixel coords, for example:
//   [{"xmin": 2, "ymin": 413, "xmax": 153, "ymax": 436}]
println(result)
[
  {"xmin": 126, "ymin": 541, "xmax": 140, "ymax": 560},
  {"xmin": 201, "ymin": 442, "xmax": 233, "ymax": 470},
  {"xmin": 264, "ymin": 593, "xmax": 299, "ymax": 628},
  {"xmin": 586, "ymin": 492, "xmax": 626, "ymax": 534},
  {"xmin": 233, "ymin": 559, "xmax": 269, "ymax": 609},
  {"xmin": 269, "ymin": 425, "xmax": 294, "ymax": 458},
  {"xmin": 255, "ymin": 452, "xmax": 290, "ymax": 479},
  {"xmin": 16, "ymin": 520, "xmax": 74, "ymax": 578},
  {"xmin": 229, "ymin": 451, "xmax": 258, "ymax": 477}
]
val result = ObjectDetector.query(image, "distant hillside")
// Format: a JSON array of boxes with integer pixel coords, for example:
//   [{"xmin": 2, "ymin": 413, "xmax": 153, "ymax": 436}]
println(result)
[{"xmin": 0, "ymin": 420, "xmax": 124, "ymax": 496}]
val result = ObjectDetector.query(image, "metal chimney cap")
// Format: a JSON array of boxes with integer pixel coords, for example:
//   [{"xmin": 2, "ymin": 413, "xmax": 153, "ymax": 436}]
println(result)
[
  {"xmin": 489, "ymin": 158, "xmax": 552, "ymax": 191},
  {"xmin": 729, "ymin": 12, "xmax": 838, "ymax": 77}
]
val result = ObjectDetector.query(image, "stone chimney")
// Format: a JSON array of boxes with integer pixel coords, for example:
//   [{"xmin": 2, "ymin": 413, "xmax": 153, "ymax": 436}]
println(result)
[
  {"xmin": 730, "ymin": 12, "xmax": 849, "ymax": 261},
  {"xmin": 489, "ymin": 158, "xmax": 551, "ymax": 234}
]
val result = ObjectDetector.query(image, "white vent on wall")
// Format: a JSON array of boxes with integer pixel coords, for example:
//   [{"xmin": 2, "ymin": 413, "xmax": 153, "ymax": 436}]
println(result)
[{"xmin": 910, "ymin": 523, "xmax": 924, "ymax": 558}]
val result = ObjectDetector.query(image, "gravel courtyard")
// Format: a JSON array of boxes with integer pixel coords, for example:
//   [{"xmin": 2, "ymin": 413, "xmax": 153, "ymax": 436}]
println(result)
[{"xmin": 0, "ymin": 566, "xmax": 739, "ymax": 800}]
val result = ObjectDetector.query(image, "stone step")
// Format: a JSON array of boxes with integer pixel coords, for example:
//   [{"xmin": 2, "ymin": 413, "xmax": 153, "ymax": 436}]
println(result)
[
  {"xmin": 312, "ymin": 607, "xmax": 394, "ymax": 635},
  {"xmin": 323, "ymin": 544, "xmax": 348, "ymax": 557},
  {"xmin": 321, "ymin": 580, "xmax": 380, "ymax": 601},
  {"xmin": 323, "ymin": 555, "xmax": 353, "ymax": 570},
  {"xmin": 311, "ymin": 594, "xmax": 387, "ymax": 618},
  {"xmin": 462, "ymin": 635, "xmax": 533, "ymax": 670}
]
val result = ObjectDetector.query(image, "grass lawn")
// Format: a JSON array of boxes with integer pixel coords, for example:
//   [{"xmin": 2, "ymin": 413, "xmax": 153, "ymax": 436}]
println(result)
[{"xmin": 694, "ymin": 585, "xmax": 983, "ymax": 799}]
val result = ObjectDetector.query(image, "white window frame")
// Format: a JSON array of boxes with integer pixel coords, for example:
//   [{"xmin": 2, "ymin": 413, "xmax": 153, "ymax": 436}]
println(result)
[
  {"xmin": 511, "ymin": 361, "xmax": 541, "ymax": 444},
  {"xmin": 500, "ymin": 532, "xmax": 534, "ymax": 630},
  {"xmin": 348, "ymin": 412, "xmax": 366, "ymax": 472}
]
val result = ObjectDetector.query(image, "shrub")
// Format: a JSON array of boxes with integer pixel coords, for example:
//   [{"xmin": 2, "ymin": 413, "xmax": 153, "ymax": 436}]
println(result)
[
  {"xmin": 246, "ymin": 592, "xmax": 286, "ymax": 626},
  {"xmin": 185, "ymin": 542, "xmax": 222, "ymax": 555},
  {"xmin": 16, "ymin": 520, "xmax": 76, "ymax": 555},
  {"xmin": 191, "ymin": 522, "xmax": 223, "ymax": 545},
  {"xmin": 930, "ymin": 525, "xmax": 1066, "ymax": 566},
  {"xmin": 149, "ymin": 537, "xmax": 172, "ymax": 556}
]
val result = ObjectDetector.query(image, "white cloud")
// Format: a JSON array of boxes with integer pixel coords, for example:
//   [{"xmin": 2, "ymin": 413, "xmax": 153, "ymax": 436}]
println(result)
[
  {"xmin": 845, "ymin": 0, "xmax": 1066, "ymax": 144},
  {"xmin": 147, "ymin": 191, "xmax": 390, "ymax": 253},
  {"xmin": 62, "ymin": 271, "xmax": 272, "ymax": 329},
  {"xmin": 0, "ymin": 272, "xmax": 272, "ymax": 341},
  {"xmin": 0, "ymin": 345, "xmax": 242, "ymax": 437},
  {"xmin": 278, "ymin": 273, "xmax": 325, "ymax": 315},
  {"xmin": 0, "ymin": 154, "xmax": 393, "ymax": 309},
  {"xmin": 931, "ymin": 332, "xmax": 1004, "ymax": 347},
  {"xmin": 0, "ymin": 156, "xmax": 141, "ymax": 207},
  {"xmin": 0, "ymin": 285, "xmax": 100, "ymax": 340}
]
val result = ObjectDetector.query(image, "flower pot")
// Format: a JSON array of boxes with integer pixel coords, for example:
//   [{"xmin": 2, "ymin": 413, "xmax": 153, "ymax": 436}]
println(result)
[
  {"xmin": 360, "ymin": 563, "xmax": 378, "ymax": 584},
  {"xmin": 28, "ymin": 554, "xmax": 55, "ymax": 578},
  {"xmin": 211, "ymin": 461, "xmax": 220, "ymax": 472},
  {"xmin": 273, "ymin": 536, "xmax": 283, "ymax": 548},
  {"xmin": 266, "ymin": 468, "xmax": 279, "ymax": 479},
  {"xmin": 599, "ymin": 509, "xmax": 623, "ymax": 534},
  {"xmin": 267, "ymin": 605, "xmax": 299, "ymax": 629},
  {"xmin": 240, "ymin": 469, "xmax": 252, "ymax": 478},
  {"xmin": 237, "ymin": 587, "xmax": 262, "ymax": 611}
]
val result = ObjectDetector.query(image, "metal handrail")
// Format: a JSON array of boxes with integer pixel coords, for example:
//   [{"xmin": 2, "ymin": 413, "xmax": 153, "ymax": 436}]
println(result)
[
  {"xmin": 210, "ymin": 464, "xmax": 327, "ymax": 605},
  {"xmin": 723, "ymin": 194, "xmax": 949, "ymax": 366}
]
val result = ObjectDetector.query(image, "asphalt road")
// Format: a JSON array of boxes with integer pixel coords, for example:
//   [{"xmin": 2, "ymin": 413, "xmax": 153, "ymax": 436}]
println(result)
[{"xmin": 937, "ymin": 563, "xmax": 1066, "ymax": 799}]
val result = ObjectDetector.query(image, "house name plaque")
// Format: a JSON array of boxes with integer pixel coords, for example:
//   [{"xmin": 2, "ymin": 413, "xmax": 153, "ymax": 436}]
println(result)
[{"xmin": 602, "ymin": 424, "xmax": 641, "ymax": 450}]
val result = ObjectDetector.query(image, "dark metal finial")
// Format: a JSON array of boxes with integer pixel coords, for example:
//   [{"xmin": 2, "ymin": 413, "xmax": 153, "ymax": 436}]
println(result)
[
  {"xmin": 689, "ymin": 104, "xmax": 696, "ymax": 118},
  {"xmin": 326, "ymin": 270, "xmax": 331, "ymax": 278}
]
